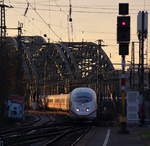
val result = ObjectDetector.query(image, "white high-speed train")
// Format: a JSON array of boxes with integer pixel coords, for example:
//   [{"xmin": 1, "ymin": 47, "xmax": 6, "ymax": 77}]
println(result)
[{"xmin": 39, "ymin": 87, "xmax": 97, "ymax": 120}]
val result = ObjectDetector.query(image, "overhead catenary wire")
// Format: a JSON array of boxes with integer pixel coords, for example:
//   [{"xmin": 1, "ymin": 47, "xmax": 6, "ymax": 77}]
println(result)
[
  {"xmin": 68, "ymin": 0, "xmax": 74, "ymax": 42},
  {"xmin": 5, "ymin": 0, "xmax": 54, "ymax": 41},
  {"xmin": 14, "ymin": 6, "xmax": 150, "ymax": 15},
  {"xmin": 53, "ymin": 0, "xmax": 67, "ymax": 15},
  {"xmin": 10, "ymin": 2, "xmax": 150, "ymax": 10},
  {"xmin": 6, "ymin": 7, "xmax": 148, "ymax": 42},
  {"xmin": 7, "ymin": 1, "xmax": 150, "ymax": 66},
  {"xmin": 48, "ymin": 0, "xmax": 51, "ymax": 38},
  {"xmin": 5, "ymin": 1, "xmax": 150, "ymax": 40},
  {"xmin": 24, "ymin": 2, "xmax": 29, "ymax": 16},
  {"xmin": 3, "ymin": 0, "xmax": 46, "ymax": 37},
  {"xmin": 11, "ymin": 1, "xmax": 150, "ymax": 13},
  {"xmin": 6, "ymin": 0, "xmax": 147, "ymax": 13},
  {"xmin": 25, "ymin": 0, "xmax": 62, "ymax": 41},
  {"xmin": 6, "ymin": 2, "xmax": 143, "ymax": 38},
  {"xmin": 13, "ymin": 6, "xmax": 118, "ymax": 14},
  {"xmin": 7, "ymin": 4, "xmax": 132, "ymax": 38},
  {"xmin": 4, "ymin": 0, "xmax": 148, "ymax": 46}
]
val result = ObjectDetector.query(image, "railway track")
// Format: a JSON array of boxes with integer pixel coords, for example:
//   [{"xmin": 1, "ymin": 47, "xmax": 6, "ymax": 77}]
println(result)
[
  {"xmin": 8, "ymin": 124, "xmax": 91, "ymax": 146},
  {"xmin": 0, "ymin": 113, "xmax": 54, "ymax": 145},
  {"xmin": 0, "ymin": 114, "xmax": 41, "ymax": 136},
  {"xmin": 1, "ymin": 122, "xmax": 89, "ymax": 146},
  {"xmin": 0, "ymin": 112, "xmax": 92, "ymax": 146},
  {"xmin": 42, "ymin": 125, "xmax": 91, "ymax": 146},
  {"xmin": 4, "ymin": 125, "xmax": 75, "ymax": 145}
]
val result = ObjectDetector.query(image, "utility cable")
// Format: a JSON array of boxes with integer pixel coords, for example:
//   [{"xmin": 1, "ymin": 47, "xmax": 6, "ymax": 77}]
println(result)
[
  {"xmin": 11, "ymin": 2, "xmax": 150, "ymax": 10},
  {"xmin": 24, "ymin": 2, "xmax": 29, "ymax": 16},
  {"xmin": 14, "ymin": 6, "xmax": 145, "ymax": 15},
  {"xmin": 68, "ymin": 0, "xmax": 74, "ymax": 41},
  {"xmin": 26, "ymin": 0, "xmax": 62, "ymax": 41}
]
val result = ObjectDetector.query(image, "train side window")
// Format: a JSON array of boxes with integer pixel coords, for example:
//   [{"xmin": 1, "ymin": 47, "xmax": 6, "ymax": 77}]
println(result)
[{"xmin": 48, "ymin": 99, "xmax": 53, "ymax": 102}]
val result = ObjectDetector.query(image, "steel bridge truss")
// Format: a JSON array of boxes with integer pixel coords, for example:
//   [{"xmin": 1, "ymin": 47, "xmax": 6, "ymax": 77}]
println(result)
[
  {"xmin": 20, "ymin": 37, "xmax": 117, "ymax": 95},
  {"xmin": 15, "ymin": 36, "xmax": 120, "ymax": 105}
]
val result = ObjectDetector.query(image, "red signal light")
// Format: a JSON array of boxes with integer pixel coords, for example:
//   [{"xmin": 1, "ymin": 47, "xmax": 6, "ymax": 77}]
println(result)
[
  {"xmin": 117, "ymin": 16, "xmax": 130, "ymax": 42},
  {"xmin": 122, "ymin": 21, "xmax": 126, "ymax": 26}
]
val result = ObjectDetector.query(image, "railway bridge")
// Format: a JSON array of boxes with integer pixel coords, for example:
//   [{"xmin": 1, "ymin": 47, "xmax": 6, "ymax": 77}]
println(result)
[
  {"xmin": 19, "ymin": 36, "xmax": 120, "ymax": 107},
  {"xmin": 0, "ymin": 36, "xmax": 121, "ymax": 110}
]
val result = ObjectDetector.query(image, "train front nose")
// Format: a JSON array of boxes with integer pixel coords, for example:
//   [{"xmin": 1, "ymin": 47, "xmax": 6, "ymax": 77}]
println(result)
[{"xmin": 73, "ymin": 104, "xmax": 91, "ymax": 115}]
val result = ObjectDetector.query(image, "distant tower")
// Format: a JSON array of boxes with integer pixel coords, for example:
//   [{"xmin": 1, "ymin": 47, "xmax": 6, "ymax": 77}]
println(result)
[
  {"xmin": 0, "ymin": 1, "xmax": 7, "ymax": 40},
  {"xmin": 0, "ymin": 1, "xmax": 9, "ymax": 116}
]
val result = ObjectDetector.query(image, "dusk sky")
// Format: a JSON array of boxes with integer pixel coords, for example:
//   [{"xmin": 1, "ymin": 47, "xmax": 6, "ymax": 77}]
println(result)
[{"xmin": 4, "ymin": 0, "xmax": 150, "ymax": 68}]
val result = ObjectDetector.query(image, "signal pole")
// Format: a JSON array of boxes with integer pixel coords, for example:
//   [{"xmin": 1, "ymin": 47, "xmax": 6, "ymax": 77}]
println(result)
[
  {"xmin": 137, "ymin": 11, "xmax": 148, "ymax": 94},
  {"xmin": 137, "ymin": 11, "xmax": 148, "ymax": 125},
  {"xmin": 130, "ymin": 41, "xmax": 139, "ymax": 89}
]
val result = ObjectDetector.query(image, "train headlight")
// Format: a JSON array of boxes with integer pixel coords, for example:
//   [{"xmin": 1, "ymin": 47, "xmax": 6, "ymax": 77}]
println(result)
[
  {"xmin": 76, "ymin": 108, "xmax": 80, "ymax": 112},
  {"xmin": 86, "ymin": 108, "xmax": 90, "ymax": 112}
]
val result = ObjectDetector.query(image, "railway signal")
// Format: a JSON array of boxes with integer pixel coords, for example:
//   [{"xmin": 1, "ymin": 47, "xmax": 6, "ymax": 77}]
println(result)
[
  {"xmin": 119, "ymin": 43, "xmax": 129, "ymax": 55},
  {"xmin": 119, "ymin": 3, "xmax": 129, "ymax": 15},
  {"xmin": 117, "ymin": 3, "xmax": 130, "ymax": 134},
  {"xmin": 117, "ymin": 16, "xmax": 130, "ymax": 43}
]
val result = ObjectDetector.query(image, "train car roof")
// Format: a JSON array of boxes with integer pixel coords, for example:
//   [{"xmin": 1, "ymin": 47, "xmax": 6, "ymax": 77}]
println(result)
[
  {"xmin": 39, "ymin": 94, "xmax": 69, "ymax": 99},
  {"xmin": 71, "ymin": 87, "xmax": 96, "ymax": 97}
]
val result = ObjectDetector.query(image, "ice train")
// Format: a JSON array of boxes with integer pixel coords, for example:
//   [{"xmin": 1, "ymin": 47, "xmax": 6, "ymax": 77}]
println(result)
[{"xmin": 39, "ymin": 87, "xmax": 97, "ymax": 120}]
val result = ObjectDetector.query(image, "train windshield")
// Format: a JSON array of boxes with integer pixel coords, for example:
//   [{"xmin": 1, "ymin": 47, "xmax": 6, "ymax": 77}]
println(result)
[{"xmin": 73, "ymin": 92, "xmax": 92, "ymax": 103}]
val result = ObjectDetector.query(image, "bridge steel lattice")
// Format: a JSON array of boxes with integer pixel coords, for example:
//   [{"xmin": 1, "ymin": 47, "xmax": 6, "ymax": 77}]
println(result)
[{"xmin": 18, "ymin": 37, "xmax": 120, "ymax": 107}]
